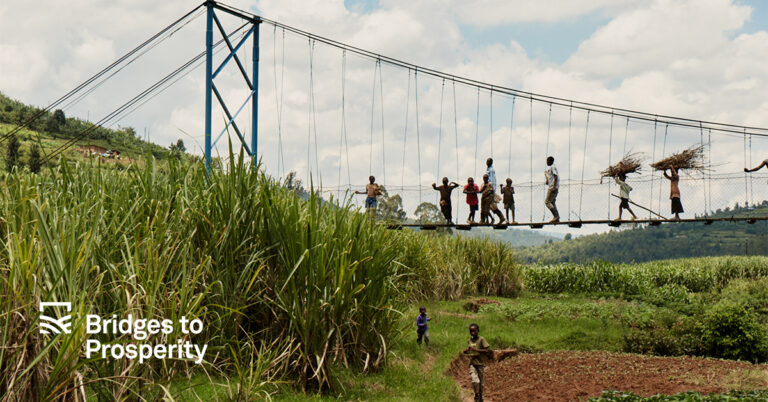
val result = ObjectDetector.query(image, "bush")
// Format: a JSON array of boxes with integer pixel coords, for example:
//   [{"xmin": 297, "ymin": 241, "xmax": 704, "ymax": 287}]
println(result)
[{"xmin": 700, "ymin": 298, "xmax": 768, "ymax": 362}]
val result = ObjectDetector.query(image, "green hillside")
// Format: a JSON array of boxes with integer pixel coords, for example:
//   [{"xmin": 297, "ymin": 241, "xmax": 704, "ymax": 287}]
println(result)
[
  {"xmin": 0, "ymin": 92, "xmax": 186, "ymax": 167},
  {"xmin": 517, "ymin": 203, "xmax": 768, "ymax": 263},
  {"xmin": 457, "ymin": 226, "xmax": 564, "ymax": 247}
]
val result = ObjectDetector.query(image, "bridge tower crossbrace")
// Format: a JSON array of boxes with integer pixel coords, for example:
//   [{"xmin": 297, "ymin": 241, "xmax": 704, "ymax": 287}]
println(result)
[{"xmin": 204, "ymin": 0, "xmax": 261, "ymax": 169}]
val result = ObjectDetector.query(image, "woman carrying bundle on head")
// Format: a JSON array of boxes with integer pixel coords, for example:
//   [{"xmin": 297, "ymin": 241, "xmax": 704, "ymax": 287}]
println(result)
[
  {"xmin": 651, "ymin": 145, "xmax": 704, "ymax": 221},
  {"xmin": 601, "ymin": 153, "xmax": 642, "ymax": 221}
]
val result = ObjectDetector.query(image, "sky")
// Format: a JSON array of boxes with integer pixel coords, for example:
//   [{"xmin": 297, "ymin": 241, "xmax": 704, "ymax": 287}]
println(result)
[{"xmin": 2, "ymin": 0, "xmax": 768, "ymax": 234}]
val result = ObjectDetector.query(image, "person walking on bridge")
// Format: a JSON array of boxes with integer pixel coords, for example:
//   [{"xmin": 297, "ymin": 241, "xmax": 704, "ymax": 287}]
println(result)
[
  {"xmin": 544, "ymin": 156, "xmax": 560, "ymax": 223},
  {"xmin": 663, "ymin": 167, "xmax": 683, "ymax": 220},
  {"xmin": 615, "ymin": 174, "xmax": 637, "ymax": 221}
]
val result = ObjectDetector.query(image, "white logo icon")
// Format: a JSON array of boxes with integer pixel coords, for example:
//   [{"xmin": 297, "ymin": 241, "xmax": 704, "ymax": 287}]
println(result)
[{"xmin": 39, "ymin": 302, "xmax": 72, "ymax": 335}]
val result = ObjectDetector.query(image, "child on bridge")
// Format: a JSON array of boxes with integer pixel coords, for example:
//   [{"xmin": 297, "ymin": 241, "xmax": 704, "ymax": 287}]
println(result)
[
  {"xmin": 500, "ymin": 178, "xmax": 515, "ymax": 224},
  {"xmin": 464, "ymin": 177, "xmax": 480, "ymax": 224},
  {"xmin": 355, "ymin": 176, "xmax": 382, "ymax": 221},
  {"xmin": 615, "ymin": 174, "xmax": 637, "ymax": 221},
  {"xmin": 663, "ymin": 167, "xmax": 683, "ymax": 220},
  {"xmin": 432, "ymin": 177, "xmax": 460, "ymax": 224}
]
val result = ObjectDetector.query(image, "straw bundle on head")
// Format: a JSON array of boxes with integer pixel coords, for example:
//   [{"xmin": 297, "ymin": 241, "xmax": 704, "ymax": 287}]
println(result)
[
  {"xmin": 601, "ymin": 153, "xmax": 643, "ymax": 178},
  {"xmin": 650, "ymin": 145, "xmax": 704, "ymax": 171}
]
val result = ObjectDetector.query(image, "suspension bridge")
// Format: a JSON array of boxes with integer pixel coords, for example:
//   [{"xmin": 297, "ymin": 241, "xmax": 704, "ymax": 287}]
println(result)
[{"xmin": 5, "ymin": 1, "xmax": 768, "ymax": 230}]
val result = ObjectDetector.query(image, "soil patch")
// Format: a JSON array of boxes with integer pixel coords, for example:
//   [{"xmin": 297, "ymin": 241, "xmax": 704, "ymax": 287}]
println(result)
[
  {"xmin": 448, "ymin": 350, "xmax": 768, "ymax": 401},
  {"xmin": 463, "ymin": 298, "xmax": 502, "ymax": 313}
]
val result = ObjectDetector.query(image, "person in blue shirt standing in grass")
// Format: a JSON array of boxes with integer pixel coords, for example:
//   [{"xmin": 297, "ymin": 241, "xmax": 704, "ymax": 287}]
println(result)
[{"xmin": 416, "ymin": 306, "xmax": 431, "ymax": 346}]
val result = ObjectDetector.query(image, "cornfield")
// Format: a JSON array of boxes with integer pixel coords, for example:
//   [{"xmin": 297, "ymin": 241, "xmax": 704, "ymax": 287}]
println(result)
[{"xmin": 0, "ymin": 151, "xmax": 523, "ymax": 400}]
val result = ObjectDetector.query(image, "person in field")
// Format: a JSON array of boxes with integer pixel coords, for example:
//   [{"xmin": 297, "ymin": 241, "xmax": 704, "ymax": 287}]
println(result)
[
  {"xmin": 663, "ymin": 167, "xmax": 683, "ymax": 220},
  {"xmin": 615, "ymin": 174, "xmax": 637, "ymax": 221},
  {"xmin": 544, "ymin": 156, "xmax": 560, "ymax": 223},
  {"xmin": 416, "ymin": 306, "xmax": 431, "ymax": 346},
  {"xmin": 480, "ymin": 174, "xmax": 506, "ymax": 225},
  {"xmin": 432, "ymin": 177, "xmax": 460, "ymax": 224},
  {"xmin": 355, "ymin": 175, "xmax": 381, "ymax": 220},
  {"xmin": 464, "ymin": 323, "xmax": 492, "ymax": 402},
  {"xmin": 500, "ymin": 178, "xmax": 516, "ymax": 223},
  {"xmin": 463, "ymin": 177, "xmax": 480, "ymax": 224}
]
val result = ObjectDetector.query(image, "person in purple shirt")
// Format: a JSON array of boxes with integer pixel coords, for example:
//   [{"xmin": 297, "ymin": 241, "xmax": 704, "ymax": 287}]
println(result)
[{"xmin": 416, "ymin": 306, "xmax": 431, "ymax": 346}]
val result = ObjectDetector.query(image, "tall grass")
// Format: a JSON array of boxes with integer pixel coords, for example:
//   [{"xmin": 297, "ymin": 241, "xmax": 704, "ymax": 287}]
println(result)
[{"xmin": 0, "ymin": 151, "xmax": 523, "ymax": 399}]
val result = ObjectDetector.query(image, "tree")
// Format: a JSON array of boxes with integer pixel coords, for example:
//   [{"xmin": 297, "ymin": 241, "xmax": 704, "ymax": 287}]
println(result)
[
  {"xmin": 564, "ymin": 233, "xmax": 572, "ymax": 240},
  {"xmin": 6, "ymin": 134, "xmax": 21, "ymax": 172},
  {"xmin": 175, "ymin": 139, "xmax": 186, "ymax": 153},
  {"xmin": 28, "ymin": 144, "xmax": 42, "ymax": 173},
  {"xmin": 376, "ymin": 187, "xmax": 406, "ymax": 222},
  {"xmin": 53, "ymin": 109, "xmax": 66, "ymax": 126},
  {"xmin": 414, "ymin": 202, "xmax": 442, "ymax": 224}
]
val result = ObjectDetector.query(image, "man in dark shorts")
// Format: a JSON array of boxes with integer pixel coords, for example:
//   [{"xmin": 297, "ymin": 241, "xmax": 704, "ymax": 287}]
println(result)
[
  {"xmin": 432, "ymin": 177, "xmax": 459, "ymax": 224},
  {"xmin": 500, "ymin": 178, "xmax": 516, "ymax": 223},
  {"xmin": 615, "ymin": 174, "xmax": 637, "ymax": 221},
  {"xmin": 663, "ymin": 167, "xmax": 683, "ymax": 220},
  {"xmin": 463, "ymin": 177, "xmax": 480, "ymax": 224},
  {"xmin": 464, "ymin": 323, "xmax": 492, "ymax": 402},
  {"xmin": 355, "ymin": 176, "xmax": 381, "ymax": 221}
]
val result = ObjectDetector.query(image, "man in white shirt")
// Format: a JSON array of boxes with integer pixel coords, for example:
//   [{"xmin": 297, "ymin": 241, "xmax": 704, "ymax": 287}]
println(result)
[
  {"xmin": 486, "ymin": 158, "xmax": 498, "ymax": 189},
  {"xmin": 544, "ymin": 156, "xmax": 560, "ymax": 223}
]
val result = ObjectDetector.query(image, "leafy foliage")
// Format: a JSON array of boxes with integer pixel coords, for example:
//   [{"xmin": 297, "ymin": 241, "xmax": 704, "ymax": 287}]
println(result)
[{"xmin": 518, "ymin": 203, "xmax": 768, "ymax": 264}]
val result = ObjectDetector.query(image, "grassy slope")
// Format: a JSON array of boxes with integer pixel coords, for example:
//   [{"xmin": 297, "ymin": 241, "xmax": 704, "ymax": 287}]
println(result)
[
  {"xmin": 177, "ymin": 295, "xmax": 631, "ymax": 401},
  {"xmin": 517, "ymin": 204, "xmax": 768, "ymax": 264}
]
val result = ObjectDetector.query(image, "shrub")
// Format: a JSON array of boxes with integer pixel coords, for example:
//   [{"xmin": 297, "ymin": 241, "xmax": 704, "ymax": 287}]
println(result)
[{"xmin": 700, "ymin": 298, "xmax": 768, "ymax": 362}]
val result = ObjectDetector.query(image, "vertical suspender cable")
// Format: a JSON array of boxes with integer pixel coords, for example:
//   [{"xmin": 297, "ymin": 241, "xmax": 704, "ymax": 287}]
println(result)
[
  {"xmin": 744, "ymin": 128, "xmax": 748, "ymax": 208},
  {"xmin": 749, "ymin": 133, "xmax": 753, "ymax": 207},
  {"xmin": 369, "ymin": 61, "xmax": 377, "ymax": 176},
  {"xmin": 607, "ymin": 111, "xmax": 614, "ymax": 220},
  {"xmin": 578, "ymin": 111, "xmax": 590, "ymax": 219},
  {"xmin": 401, "ymin": 70, "xmax": 411, "ymax": 191},
  {"xmin": 490, "ymin": 89, "xmax": 493, "ymax": 158},
  {"xmin": 338, "ymin": 51, "xmax": 345, "ymax": 199},
  {"xmin": 708, "ymin": 129, "xmax": 712, "ymax": 213},
  {"xmin": 568, "ymin": 102, "xmax": 573, "ymax": 220},
  {"xmin": 415, "ymin": 70, "xmax": 423, "ymax": 204},
  {"xmin": 623, "ymin": 117, "xmax": 630, "ymax": 155},
  {"xmin": 530, "ymin": 97, "xmax": 533, "ymax": 223},
  {"xmin": 508, "ymin": 96, "xmax": 517, "ymax": 183},
  {"xmin": 436, "ymin": 79, "xmax": 445, "ymax": 204},
  {"xmin": 453, "ymin": 80, "xmax": 460, "ymax": 222},
  {"xmin": 474, "ymin": 88, "xmax": 480, "ymax": 176},
  {"xmin": 379, "ymin": 60, "xmax": 386, "ymax": 186},
  {"xmin": 543, "ymin": 103, "xmax": 552, "ymax": 221},
  {"xmin": 306, "ymin": 39, "xmax": 312, "ymax": 182},
  {"xmin": 272, "ymin": 25, "xmax": 286, "ymax": 178},
  {"xmin": 437, "ymin": 79, "xmax": 445, "ymax": 180},
  {"xmin": 700, "ymin": 122, "xmax": 706, "ymax": 215},
  {"xmin": 650, "ymin": 120, "xmax": 658, "ymax": 219},
  {"xmin": 658, "ymin": 123, "xmax": 668, "ymax": 215},
  {"xmin": 310, "ymin": 41, "xmax": 321, "ymax": 185}
]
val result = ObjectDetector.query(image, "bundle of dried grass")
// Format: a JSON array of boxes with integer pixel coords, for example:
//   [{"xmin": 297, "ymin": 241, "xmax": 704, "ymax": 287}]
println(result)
[
  {"xmin": 651, "ymin": 145, "xmax": 704, "ymax": 171},
  {"xmin": 601, "ymin": 153, "xmax": 643, "ymax": 178}
]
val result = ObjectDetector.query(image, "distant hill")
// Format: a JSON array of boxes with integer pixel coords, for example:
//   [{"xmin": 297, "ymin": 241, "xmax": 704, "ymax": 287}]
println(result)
[
  {"xmin": 457, "ymin": 227, "xmax": 564, "ymax": 247},
  {"xmin": 0, "ymin": 92, "xmax": 186, "ymax": 166},
  {"xmin": 516, "ymin": 203, "xmax": 768, "ymax": 264}
]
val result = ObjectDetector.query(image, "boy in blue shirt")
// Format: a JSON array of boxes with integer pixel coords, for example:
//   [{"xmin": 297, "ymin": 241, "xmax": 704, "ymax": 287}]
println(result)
[{"xmin": 416, "ymin": 306, "xmax": 431, "ymax": 346}]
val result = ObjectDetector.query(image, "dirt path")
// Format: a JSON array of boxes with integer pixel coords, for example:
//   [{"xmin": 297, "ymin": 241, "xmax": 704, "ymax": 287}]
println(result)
[{"xmin": 448, "ymin": 351, "xmax": 768, "ymax": 401}]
